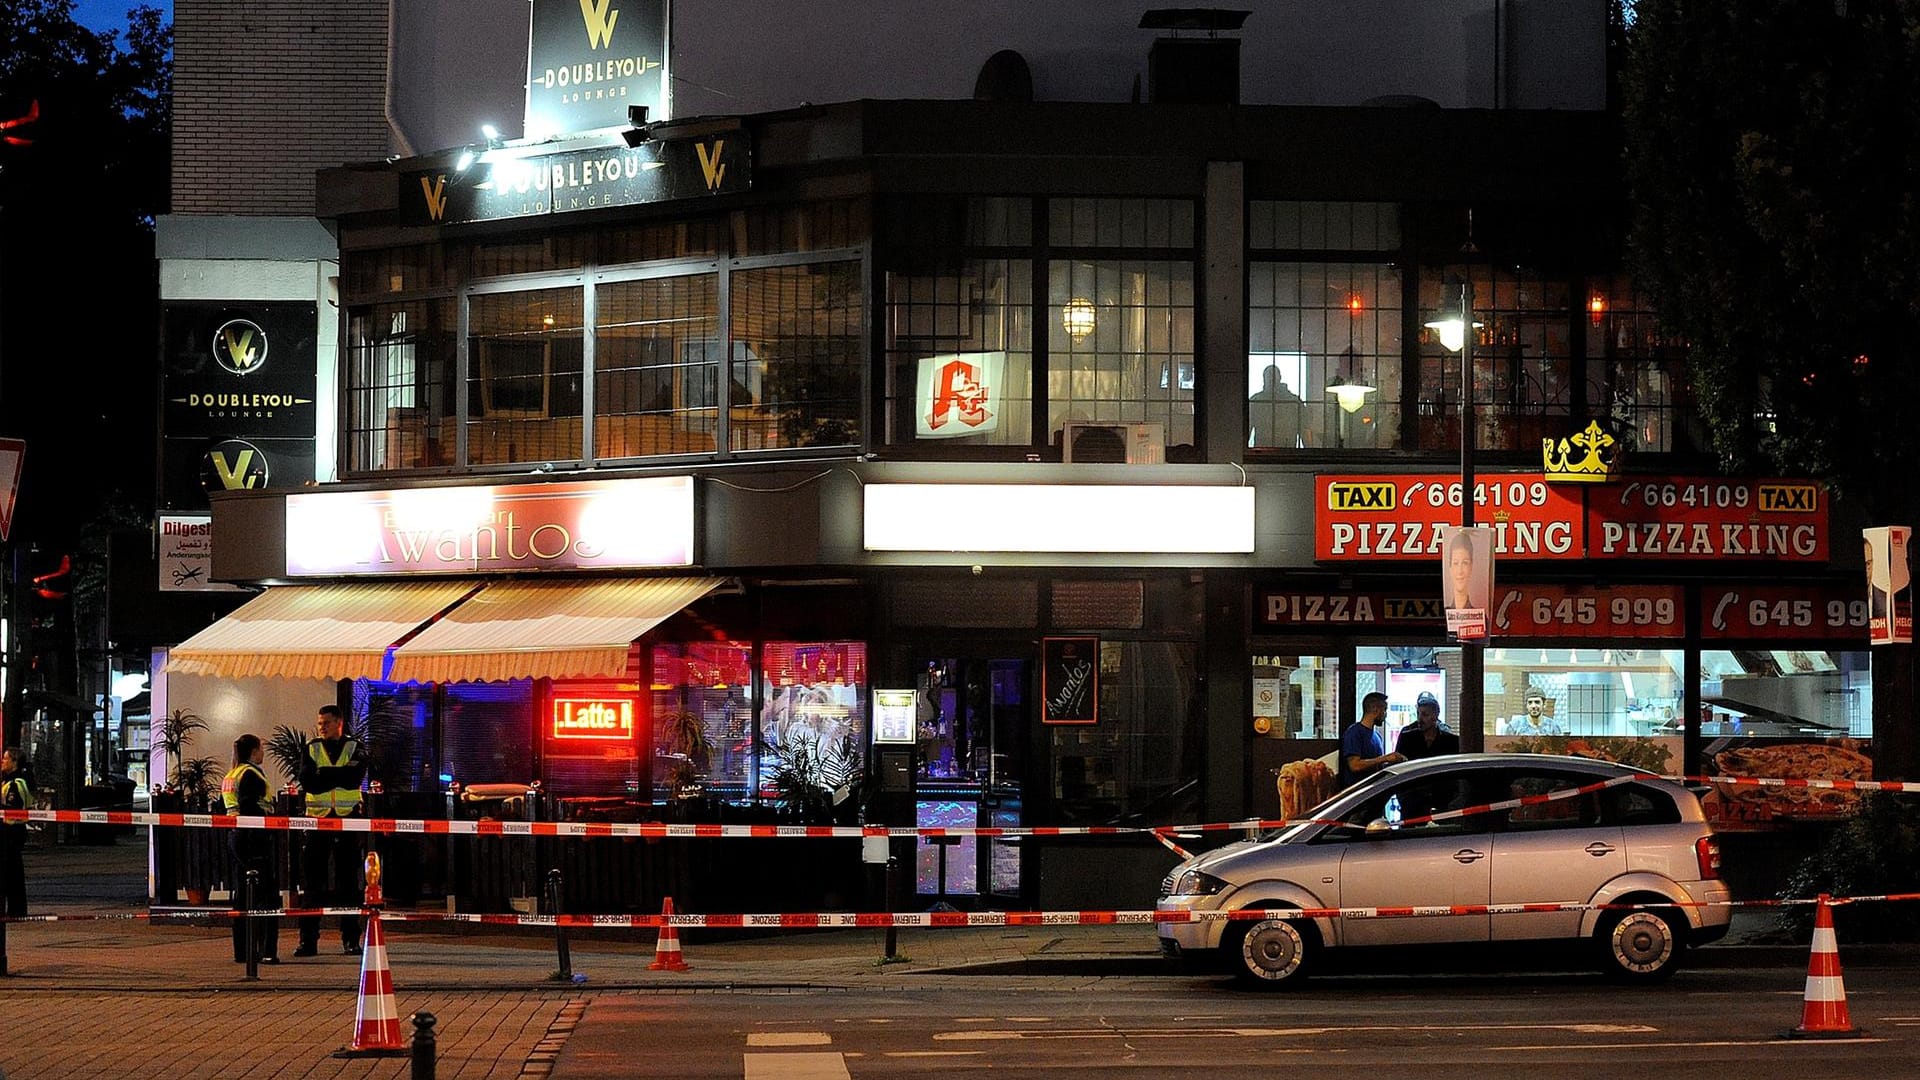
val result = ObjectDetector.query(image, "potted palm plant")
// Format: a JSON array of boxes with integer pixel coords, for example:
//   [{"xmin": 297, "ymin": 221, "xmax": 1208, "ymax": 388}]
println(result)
[{"xmin": 659, "ymin": 708, "xmax": 712, "ymax": 802}]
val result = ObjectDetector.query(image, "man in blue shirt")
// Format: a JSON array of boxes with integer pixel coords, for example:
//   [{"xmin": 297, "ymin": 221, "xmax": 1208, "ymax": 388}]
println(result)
[{"xmin": 1339, "ymin": 691, "xmax": 1405, "ymax": 788}]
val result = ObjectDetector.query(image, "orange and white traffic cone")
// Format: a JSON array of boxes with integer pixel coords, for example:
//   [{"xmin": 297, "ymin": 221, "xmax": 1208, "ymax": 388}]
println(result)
[
  {"xmin": 334, "ymin": 909, "xmax": 407, "ymax": 1058},
  {"xmin": 648, "ymin": 895, "xmax": 690, "ymax": 972},
  {"xmin": 1786, "ymin": 894, "xmax": 1863, "ymax": 1039}
]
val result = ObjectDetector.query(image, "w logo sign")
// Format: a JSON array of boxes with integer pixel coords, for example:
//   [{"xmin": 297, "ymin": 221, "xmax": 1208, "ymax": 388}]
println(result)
[
  {"xmin": 419, "ymin": 174, "xmax": 449, "ymax": 222},
  {"xmin": 579, "ymin": 0, "xmax": 620, "ymax": 48}
]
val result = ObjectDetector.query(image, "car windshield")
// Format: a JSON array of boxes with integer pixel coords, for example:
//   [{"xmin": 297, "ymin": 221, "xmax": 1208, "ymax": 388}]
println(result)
[{"xmin": 1258, "ymin": 768, "xmax": 1398, "ymax": 842}]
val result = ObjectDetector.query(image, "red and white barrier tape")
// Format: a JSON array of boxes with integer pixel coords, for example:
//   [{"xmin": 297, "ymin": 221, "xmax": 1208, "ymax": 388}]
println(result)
[
  {"xmin": 4, "ymin": 771, "xmax": 1911, "ymax": 841},
  {"xmin": 6, "ymin": 893, "xmax": 1920, "ymax": 927}
]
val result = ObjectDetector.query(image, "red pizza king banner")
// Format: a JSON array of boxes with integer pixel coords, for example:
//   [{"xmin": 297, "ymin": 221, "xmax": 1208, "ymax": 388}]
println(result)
[
  {"xmin": 1315, "ymin": 474, "xmax": 1829, "ymax": 563},
  {"xmin": 1702, "ymin": 585, "xmax": 1869, "ymax": 640},
  {"xmin": 1490, "ymin": 584, "xmax": 1685, "ymax": 639}
]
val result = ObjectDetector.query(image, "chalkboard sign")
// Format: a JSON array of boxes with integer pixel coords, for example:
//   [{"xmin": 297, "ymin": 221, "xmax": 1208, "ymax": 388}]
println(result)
[{"xmin": 1041, "ymin": 636, "xmax": 1099, "ymax": 725}]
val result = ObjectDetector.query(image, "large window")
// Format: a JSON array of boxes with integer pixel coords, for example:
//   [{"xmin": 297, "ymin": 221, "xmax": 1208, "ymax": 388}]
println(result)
[
  {"xmin": 1049, "ymin": 641, "xmax": 1199, "ymax": 823},
  {"xmin": 342, "ymin": 202, "xmax": 866, "ymax": 474},
  {"xmin": 594, "ymin": 273, "xmax": 720, "ymax": 459},
  {"xmin": 1698, "ymin": 649, "xmax": 1872, "ymax": 831},
  {"xmin": 1586, "ymin": 272, "xmax": 1699, "ymax": 454},
  {"xmin": 346, "ymin": 299, "xmax": 457, "ymax": 471},
  {"xmin": 883, "ymin": 197, "xmax": 1196, "ymax": 456},
  {"xmin": 1248, "ymin": 262, "xmax": 1402, "ymax": 450},
  {"xmin": 1416, "ymin": 266, "xmax": 1572, "ymax": 452},
  {"xmin": 465, "ymin": 287, "xmax": 584, "ymax": 466},
  {"xmin": 732, "ymin": 262, "xmax": 864, "ymax": 450},
  {"xmin": 1481, "ymin": 648, "xmax": 1685, "ymax": 775}
]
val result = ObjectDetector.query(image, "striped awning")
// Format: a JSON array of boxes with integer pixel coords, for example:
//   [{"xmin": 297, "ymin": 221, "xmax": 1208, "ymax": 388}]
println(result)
[
  {"xmin": 167, "ymin": 580, "xmax": 481, "ymax": 681},
  {"xmin": 385, "ymin": 576, "xmax": 723, "ymax": 684}
]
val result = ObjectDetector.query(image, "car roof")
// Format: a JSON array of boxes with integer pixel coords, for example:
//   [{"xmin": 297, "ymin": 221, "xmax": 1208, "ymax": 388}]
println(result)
[{"xmin": 1378, "ymin": 752, "xmax": 1653, "ymax": 779}]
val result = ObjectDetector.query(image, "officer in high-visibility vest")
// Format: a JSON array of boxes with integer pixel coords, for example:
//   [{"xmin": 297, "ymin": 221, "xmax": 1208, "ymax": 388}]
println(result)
[
  {"xmin": 222, "ymin": 733, "xmax": 282, "ymax": 964},
  {"xmin": 1, "ymin": 747, "xmax": 30, "ymax": 918},
  {"xmin": 294, "ymin": 704, "xmax": 366, "ymax": 956}
]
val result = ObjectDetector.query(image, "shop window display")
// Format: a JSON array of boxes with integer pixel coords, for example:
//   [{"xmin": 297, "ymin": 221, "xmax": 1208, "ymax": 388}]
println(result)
[
  {"xmin": 1480, "ymin": 649, "xmax": 1684, "ymax": 775},
  {"xmin": 650, "ymin": 642, "xmax": 754, "ymax": 802},
  {"xmin": 758, "ymin": 642, "xmax": 869, "ymax": 808},
  {"xmin": 1698, "ymin": 650, "xmax": 1873, "ymax": 830},
  {"xmin": 1049, "ymin": 641, "xmax": 1199, "ymax": 822}
]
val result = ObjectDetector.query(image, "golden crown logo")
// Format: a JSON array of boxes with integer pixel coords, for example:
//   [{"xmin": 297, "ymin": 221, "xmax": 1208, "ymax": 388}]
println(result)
[{"xmin": 1542, "ymin": 420, "xmax": 1619, "ymax": 483}]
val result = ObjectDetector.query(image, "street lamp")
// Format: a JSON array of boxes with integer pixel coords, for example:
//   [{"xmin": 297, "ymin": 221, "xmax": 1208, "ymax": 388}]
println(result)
[{"xmin": 1424, "ymin": 275, "xmax": 1486, "ymax": 750}]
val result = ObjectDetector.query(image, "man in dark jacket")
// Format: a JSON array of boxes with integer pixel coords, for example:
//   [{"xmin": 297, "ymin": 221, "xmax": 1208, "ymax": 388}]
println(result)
[
  {"xmin": 295, "ymin": 704, "xmax": 366, "ymax": 956},
  {"xmin": 1394, "ymin": 691, "xmax": 1462, "ymax": 761},
  {"xmin": 1, "ymin": 747, "xmax": 30, "ymax": 917}
]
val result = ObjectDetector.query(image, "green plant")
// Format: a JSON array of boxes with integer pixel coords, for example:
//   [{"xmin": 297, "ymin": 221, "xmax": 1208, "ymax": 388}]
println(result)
[
  {"xmin": 767, "ymin": 733, "xmax": 861, "ymax": 823},
  {"xmin": 266, "ymin": 724, "xmax": 308, "ymax": 788},
  {"xmin": 1777, "ymin": 793, "xmax": 1920, "ymax": 943},
  {"xmin": 175, "ymin": 756, "xmax": 220, "ymax": 811},
  {"xmin": 156, "ymin": 708, "xmax": 208, "ymax": 789}
]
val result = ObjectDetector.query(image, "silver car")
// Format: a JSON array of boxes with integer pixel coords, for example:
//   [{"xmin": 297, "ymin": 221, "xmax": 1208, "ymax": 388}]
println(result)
[{"xmin": 1157, "ymin": 754, "xmax": 1731, "ymax": 985}]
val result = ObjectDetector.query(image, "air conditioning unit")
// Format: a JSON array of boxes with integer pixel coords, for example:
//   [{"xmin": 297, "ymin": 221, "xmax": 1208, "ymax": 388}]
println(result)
[{"xmin": 1061, "ymin": 421, "xmax": 1165, "ymax": 464}]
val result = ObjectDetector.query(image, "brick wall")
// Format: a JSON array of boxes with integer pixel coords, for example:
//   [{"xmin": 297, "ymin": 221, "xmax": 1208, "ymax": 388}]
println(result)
[{"xmin": 172, "ymin": 0, "xmax": 391, "ymax": 216}]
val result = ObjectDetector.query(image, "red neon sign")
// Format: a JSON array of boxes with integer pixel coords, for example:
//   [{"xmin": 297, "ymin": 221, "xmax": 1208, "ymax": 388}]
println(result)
[{"xmin": 551, "ymin": 698, "xmax": 635, "ymax": 741}]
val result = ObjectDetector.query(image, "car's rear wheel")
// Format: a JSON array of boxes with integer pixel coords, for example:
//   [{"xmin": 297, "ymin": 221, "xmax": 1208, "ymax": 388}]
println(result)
[
  {"xmin": 1599, "ymin": 905, "xmax": 1683, "ymax": 981},
  {"xmin": 1227, "ymin": 907, "xmax": 1315, "ymax": 987}
]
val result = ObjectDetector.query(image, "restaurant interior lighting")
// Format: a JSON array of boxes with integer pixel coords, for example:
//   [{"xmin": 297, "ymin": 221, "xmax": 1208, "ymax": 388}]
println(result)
[
  {"xmin": 1062, "ymin": 298, "xmax": 1097, "ymax": 341},
  {"xmin": 1326, "ymin": 345, "xmax": 1375, "ymax": 414},
  {"xmin": 1423, "ymin": 307, "xmax": 1483, "ymax": 354}
]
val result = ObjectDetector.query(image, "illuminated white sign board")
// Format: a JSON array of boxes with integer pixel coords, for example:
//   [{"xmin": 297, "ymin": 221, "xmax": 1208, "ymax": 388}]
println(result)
[
  {"xmin": 863, "ymin": 484, "xmax": 1255, "ymax": 554},
  {"xmin": 285, "ymin": 476, "xmax": 694, "ymax": 576},
  {"xmin": 872, "ymin": 689, "xmax": 916, "ymax": 745}
]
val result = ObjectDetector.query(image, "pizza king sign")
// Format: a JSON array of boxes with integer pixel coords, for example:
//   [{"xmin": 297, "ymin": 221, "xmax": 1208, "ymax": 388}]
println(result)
[{"xmin": 916, "ymin": 352, "xmax": 1004, "ymax": 438}]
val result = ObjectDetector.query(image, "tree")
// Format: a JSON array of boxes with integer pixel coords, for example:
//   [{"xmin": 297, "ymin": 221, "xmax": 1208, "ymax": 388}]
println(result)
[
  {"xmin": 0, "ymin": 2, "xmax": 171, "ymax": 548},
  {"xmin": 1622, "ymin": 0, "xmax": 1920, "ymax": 778}
]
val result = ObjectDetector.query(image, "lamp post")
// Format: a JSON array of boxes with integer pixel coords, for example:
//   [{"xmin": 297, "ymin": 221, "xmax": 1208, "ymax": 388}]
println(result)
[{"xmin": 1425, "ymin": 277, "xmax": 1485, "ymax": 751}]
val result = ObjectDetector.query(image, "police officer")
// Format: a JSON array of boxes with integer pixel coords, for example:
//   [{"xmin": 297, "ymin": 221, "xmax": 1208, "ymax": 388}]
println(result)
[
  {"xmin": 295, "ymin": 705, "xmax": 366, "ymax": 956},
  {"xmin": 223, "ymin": 734, "xmax": 282, "ymax": 964},
  {"xmin": 1, "ymin": 748, "xmax": 30, "ymax": 917}
]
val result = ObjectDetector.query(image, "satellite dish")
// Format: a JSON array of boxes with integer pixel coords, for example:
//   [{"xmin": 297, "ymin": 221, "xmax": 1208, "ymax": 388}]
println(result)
[{"xmin": 974, "ymin": 49, "xmax": 1034, "ymax": 102}]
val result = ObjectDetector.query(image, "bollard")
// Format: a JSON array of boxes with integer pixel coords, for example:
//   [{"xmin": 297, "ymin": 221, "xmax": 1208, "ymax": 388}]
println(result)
[
  {"xmin": 547, "ymin": 869, "xmax": 572, "ymax": 981},
  {"xmin": 243, "ymin": 869, "xmax": 260, "ymax": 981},
  {"xmin": 410, "ymin": 1011, "xmax": 437, "ymax": 1080}
]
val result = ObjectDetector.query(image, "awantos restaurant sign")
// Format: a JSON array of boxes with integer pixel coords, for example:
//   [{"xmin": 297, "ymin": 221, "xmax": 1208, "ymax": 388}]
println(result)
[
  {"xmin": 283, "ymin": 476, "xmax": 695, "ymax": 577},
  {"xmin": 1314, "ymin": 474, "xmax": 1828, "ymax": 563}
]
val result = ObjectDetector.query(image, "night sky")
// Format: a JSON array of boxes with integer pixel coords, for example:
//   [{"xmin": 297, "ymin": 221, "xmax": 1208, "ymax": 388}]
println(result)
[{"xmin": 69, "ymin": 0, "xmax": 170, "ymax": 33}]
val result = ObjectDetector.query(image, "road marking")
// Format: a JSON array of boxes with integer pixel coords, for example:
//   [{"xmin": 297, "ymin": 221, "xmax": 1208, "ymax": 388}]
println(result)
[
  {"xmin": 1491, "ymin": 1039, "xmax": 1886, "ymax": 1052},
  {"xmin": 1005, "ymin": 1017, "xmax": 1052, "ymax": 1023},
  {"xmin": 747, "ymin": 1033, "xmax": 833, "ymax": 1047},
  {"xmin": 935, "ymin": 1023, "xmax": 1658, "ymax": 1042},
  {"xmin": 743, "ymin": 1052, "xmax": 853, "ymax": 1080},
  {"xmin": 884, "ymin": 1051, "xmax": 988, "ymax": 1058}
]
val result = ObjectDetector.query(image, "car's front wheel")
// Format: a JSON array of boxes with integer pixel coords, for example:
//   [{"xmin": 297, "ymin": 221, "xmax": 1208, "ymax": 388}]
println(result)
[
  {"xmin": 1598, "ymin": 906, "xmax": 1683, "ymax": 981},
  {"xmin": 1227, "ymin": 908, "xmax": 1315, "ymax": 987}
]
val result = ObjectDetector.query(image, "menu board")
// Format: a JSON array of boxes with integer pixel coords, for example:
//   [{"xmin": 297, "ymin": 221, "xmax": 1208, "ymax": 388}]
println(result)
[{"xmin": 1041, "ymin": 636, "xmax": 1099, "ymax": 725}]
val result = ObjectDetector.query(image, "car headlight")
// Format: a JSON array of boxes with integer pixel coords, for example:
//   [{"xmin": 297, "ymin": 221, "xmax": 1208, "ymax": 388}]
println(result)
[{"xmin": 1171, "ymin": 869, "xmax": 1230, "ymax": 897}]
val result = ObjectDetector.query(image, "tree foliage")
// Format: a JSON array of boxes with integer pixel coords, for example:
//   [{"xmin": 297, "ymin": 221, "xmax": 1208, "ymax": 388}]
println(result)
[
  {"xmin": 0, "ymin": 1, "xmax": 170, "ymax": 545},
  {"xmin": 1622, "ymin": 0, "xmax": 1920, "ymax": 510}
]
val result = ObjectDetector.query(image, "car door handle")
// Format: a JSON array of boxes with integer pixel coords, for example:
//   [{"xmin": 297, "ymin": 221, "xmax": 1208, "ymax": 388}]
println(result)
[
  {"xmin": 1452, "ymin": 849, "xmax": 1486, "ymax": 863},
  {"xmin": 1585, "ymin": 842, "xmax": 1616, "ymax": 857}
]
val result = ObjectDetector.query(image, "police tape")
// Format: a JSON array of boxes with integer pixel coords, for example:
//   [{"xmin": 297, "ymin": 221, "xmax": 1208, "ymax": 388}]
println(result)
[
  {"xmin": 3, "ymin": 771, "xmax": 1913, "ymax": 841},
  {"xmin": 5, "ymin": 893, "xmax": 1920, "ymax": 927}
]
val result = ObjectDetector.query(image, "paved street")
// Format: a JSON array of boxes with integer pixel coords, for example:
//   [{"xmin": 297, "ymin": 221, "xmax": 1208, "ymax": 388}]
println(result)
[{"xmin": 1, "ymin": 834, "xmax": 1916, "ymax": 1079}]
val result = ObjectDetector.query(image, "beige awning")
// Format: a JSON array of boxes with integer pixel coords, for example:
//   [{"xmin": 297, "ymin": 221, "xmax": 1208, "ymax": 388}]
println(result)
[
  {"xmin": 168, "ymin": 580, "xmax": 481, "ymax": 681},
  {"xmin": 386, "ymin": 576, "xmax": 724, "ymax": 684}
]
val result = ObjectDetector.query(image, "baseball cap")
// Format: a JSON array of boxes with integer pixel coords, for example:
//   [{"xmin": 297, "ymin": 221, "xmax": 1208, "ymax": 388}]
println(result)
[{"xmin": 1415, "ymin": 692, "xmax": 1439, "ymax": 708}]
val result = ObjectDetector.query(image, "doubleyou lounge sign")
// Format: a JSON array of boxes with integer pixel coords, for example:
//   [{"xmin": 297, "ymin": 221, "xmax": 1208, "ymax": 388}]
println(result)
[
  {"xmin": 284, "ymin": 476, "xmax": 695, "ymax": 576},
  {"xmin": 525, "ymin": 0, "xmax": 669, "ymax": 141}
]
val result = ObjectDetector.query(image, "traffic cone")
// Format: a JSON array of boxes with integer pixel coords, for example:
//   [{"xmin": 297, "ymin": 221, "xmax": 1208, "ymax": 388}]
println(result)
[
  {"xmin": 334, "ymin": 912, "xmax": 407, "ymax": 1057},
  {"xmin": 648, "ymin": 895, "xmax": 690, "ymax": 972},
  {"xmin": 1786, "ymin": 894, "xmax": 1863, "ymax": 1039}
]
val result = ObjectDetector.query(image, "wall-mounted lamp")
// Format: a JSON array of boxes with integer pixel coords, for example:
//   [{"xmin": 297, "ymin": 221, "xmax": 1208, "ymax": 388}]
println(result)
[
  {"xmin": 453, "ymin": 148, "xmax": 477, "ymax": 173},
  {"xmin": 1062, "ymin": 297, "xmax": 1096, "ymax": 342},
  {"xmin": 480, "ymin": 123, "xmax": 503, "ymax": 148}
]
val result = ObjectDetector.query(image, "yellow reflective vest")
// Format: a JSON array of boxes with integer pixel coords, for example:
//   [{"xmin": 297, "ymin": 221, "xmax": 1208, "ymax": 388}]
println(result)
[
  {"xmin": 1, "ymin": 776, "xmax": 28, "ymax": 828},
  {"xmin": 303, "ymin": 738, "xmax": 364, "ymax": 817},
  {"xmin": 221, "ymin": 762, "xmax": 269, "ymax": 814}
]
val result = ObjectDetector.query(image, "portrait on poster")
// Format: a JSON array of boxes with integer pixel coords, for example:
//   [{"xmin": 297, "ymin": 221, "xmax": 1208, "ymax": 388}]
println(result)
[{"xmin": 1441, "ymin": 525, "xmax": 1494, "ymax": 641}]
